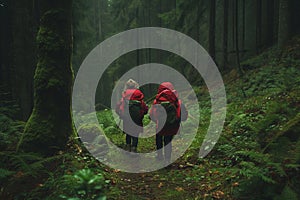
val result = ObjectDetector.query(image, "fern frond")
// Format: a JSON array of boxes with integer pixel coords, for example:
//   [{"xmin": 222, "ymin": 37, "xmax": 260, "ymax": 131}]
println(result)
[
  {"xmin": 0, "ymin": 168, "xmax": 15, "ymax": 181},
  {"xmin": 0, "ymin": 152, "xmax": 63, "ymax": 178}
]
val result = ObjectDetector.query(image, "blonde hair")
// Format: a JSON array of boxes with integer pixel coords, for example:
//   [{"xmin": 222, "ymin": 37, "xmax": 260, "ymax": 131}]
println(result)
[{"xmin": 124, "ymin": 79, "xmax": 139, "ymax": 90}]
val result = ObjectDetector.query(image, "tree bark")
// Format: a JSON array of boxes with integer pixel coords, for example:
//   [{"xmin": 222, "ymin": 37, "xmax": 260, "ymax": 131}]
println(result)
[
  {"xmin": 18, "ymin": 0, "xmax": 74, "ymax": 155},
  {"xmin": 235, "ymin": 0, "xmax": 242, "ymax": 75},
  {"xmin": 208, "ymin": 0, "xmax": 216, "ymax": 60},
  {"xmin": 242, "ymin": 0, "xmax": 246, "ymax": 52},
  {"xmin": 5, "ymin": 0, "xmax": 37, "ymax": 120},
  {"xmin": 95, "ymin": 0, "xmax": 103, "ymax": 42},
  {"xmin": 235, "ymin": 0, "xmax": 246, "ymax": 98},
  {"xmin": 266, "ymin": 0, "xmax": 275, "ymax": 47},
  {"xmin": 0, "ymin": 0, "xmax": 11, "ymax": 90},
  {"xmin": 278, "ymin": 0, "xmax": 291, "ymax": 47},
  {"xmin": 256, "ymin": 0, "xmax": 262, "ymax": 54},
  {"xmin": 222, "ymin": 0, "xmax": 228, "ymax": 70}
]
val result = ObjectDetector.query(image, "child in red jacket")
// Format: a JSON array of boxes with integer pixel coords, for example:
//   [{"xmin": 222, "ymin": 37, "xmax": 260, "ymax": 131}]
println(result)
[
  {"xmin": 116, "ymin": 79, "xmax": 148, "ymax": 153},
  {"xmin": 150, "ymin": 82, "xmax": 188, "ymax": 163}
]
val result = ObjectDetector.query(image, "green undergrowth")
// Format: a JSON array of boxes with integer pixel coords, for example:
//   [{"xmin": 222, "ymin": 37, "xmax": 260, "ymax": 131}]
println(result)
[{"xmin": 0, "ymin": 137, "xmax": 111, "ymax": 199}]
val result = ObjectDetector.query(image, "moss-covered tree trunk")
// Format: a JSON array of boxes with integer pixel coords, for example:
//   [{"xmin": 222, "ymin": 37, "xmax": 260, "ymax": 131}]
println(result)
[{"xmin": 18, "ymin": 0, "xmax": 73, "ymax": 155}]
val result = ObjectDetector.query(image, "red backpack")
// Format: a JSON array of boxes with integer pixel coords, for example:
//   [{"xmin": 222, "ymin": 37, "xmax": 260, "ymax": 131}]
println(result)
[
  {"xmin": 151, "ymin": 89, "xmax": 182, "ymax": 129},
  {"xmin": 116, "ymin": 89, "xmax": 145, "ymax": 122}
]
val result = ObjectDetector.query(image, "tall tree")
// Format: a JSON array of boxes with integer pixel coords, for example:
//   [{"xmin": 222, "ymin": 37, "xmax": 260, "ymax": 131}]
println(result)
[
  {"xmin": 235, "ymin": 0, "xmax": 242, "ymax": 75},
  {"xmin": 222, "ymin": 0, "xmax": 229, "ymax": 69},
  {"xmin": 266, "ymin": 0, "xmax": 275, "ymax": 47},
  {"xmin": 95, "ymin": 0, "xmax": 102, "ymax": 42},
  {"xmin": 278, "ymin": 0, "xmax": 291, "ymax": 47},
  {"xmin": 18, "ymin": 0, "xmax": 74, "ymax": 155},
  {"xmin": 235, "ymin": 0, "xmax": 246, "ymax": 98},
  {"xmin": 256, "ymin": 0, "xmax": 262, "ymax": 54},
  {"xmin": 10, "ymin": 0, "xmax": 37, "ymax": 120},
  {"xmin": 241, "ymin": 0, "xmax": 246, "ymax": 52},
  {"xmin": 0, "ymin": 0, "xmax": 12, "ymax": 100},
  {"xmin": 208, "ymin": 0, "xmax": 216, "ymax": 60},
  {"xmin": 0, "ymin": 0, "xmax": 37, "ymax": 120}
]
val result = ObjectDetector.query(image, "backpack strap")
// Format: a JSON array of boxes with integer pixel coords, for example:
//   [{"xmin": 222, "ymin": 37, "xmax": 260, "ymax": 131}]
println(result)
[
  {"xmin": 176, "ymin": 99, "xmax": 181, "ymax": 119},
  {"xmin": 151, "ymin": 89, "xmax": 181, "ymax": 122}
]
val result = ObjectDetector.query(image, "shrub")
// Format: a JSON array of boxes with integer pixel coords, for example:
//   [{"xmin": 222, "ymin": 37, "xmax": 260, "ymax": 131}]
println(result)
[{"xmin": 59, "ymin": 168, "xmax": 109, "ymax": 200}]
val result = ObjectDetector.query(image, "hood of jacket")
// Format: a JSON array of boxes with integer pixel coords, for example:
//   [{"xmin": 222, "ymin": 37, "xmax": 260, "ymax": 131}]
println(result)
[
  {"xmin": 157, "ymin": 82, "xmax": 178, "ymax": 97},
  {"xmin": 122, "ymin": 89, "xmax": 144, "ymax": 100}
]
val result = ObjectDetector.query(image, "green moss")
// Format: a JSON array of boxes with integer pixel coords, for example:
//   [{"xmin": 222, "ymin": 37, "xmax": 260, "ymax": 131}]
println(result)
[
  {"xmin": 18, "ymin": 6, "xmax": 73, "ymax": 155},
  {"xmin": 47, "ymin": 78, "xmax": 64, "ymax": 89},
  {"xmin": 37, "ymin": 27, "xmax": 62, "ymax": 51},
  {"xmin": 18, "ymin": 108, "xmax": 71, "ymax": 155}
]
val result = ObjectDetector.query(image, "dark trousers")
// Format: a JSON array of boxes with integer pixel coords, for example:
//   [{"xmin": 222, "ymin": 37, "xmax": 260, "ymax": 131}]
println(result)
[
  {"xmin": 126, "ymin": 134, "xmax": 138, "ymax": 147},
  {"xmin": 156, "ymin": 135, "xmax": 173, "ymax": 161}
]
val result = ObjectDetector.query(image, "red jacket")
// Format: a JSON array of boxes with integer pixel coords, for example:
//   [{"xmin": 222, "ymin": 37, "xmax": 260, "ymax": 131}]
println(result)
[
  {"xmin": 116, "ymin": 89, "xmax": 148, "ymax": 136},
  {"xmin": 150, "ymin": 82, "xmax": 188, "ymax": 136}
]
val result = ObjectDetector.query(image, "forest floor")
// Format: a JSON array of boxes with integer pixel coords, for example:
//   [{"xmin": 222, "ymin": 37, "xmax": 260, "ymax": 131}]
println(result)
[{"xmin": 0, "ymin": 36, "xmax": 300, "ymax": 200}]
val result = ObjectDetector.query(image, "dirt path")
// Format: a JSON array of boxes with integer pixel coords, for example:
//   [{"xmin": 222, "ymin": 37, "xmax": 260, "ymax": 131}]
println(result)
[{"xmin": 104, "ymin": 159, "xmax": 229, "ymax": 200}]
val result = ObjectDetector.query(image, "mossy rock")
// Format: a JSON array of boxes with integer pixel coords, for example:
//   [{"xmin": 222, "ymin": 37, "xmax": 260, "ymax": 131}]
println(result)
[
  {"xmin": 77, "ymin": 123, "xmax": 109, "ymax": 158},
  {"xmin": 78, "ymin": 123, "xmax": 104, "ymax": 143}
]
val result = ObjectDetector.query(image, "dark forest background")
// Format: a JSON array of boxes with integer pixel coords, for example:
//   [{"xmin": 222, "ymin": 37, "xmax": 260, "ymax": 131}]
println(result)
[{"xmin": 1, "ymin": 0, "xmax": 300, "ymax": 120}]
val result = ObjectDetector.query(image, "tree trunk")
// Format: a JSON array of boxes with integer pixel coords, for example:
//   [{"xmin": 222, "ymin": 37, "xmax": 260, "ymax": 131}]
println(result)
[
  {"xmin": 256, "ymin": 0, "xmax": 262, "ymax": 54},
  {"xmin": 95, "ymin": 0, "xmax": 103, "ymax": 42},
  {"xmin": 0, "ymin": 0, "xmax": 11, "ymax": 90},
  {"xmin": 235, "ymin": 0, "xmax": 246, "ymax": 98},
  {"xmin": 235, "ymin": 0, "xmax": 242, "ymax": 75},
  {"xmin": 222, "ymin": 0, "xmax": 228, "ymax": 70},
  {"xmin": 266, "ymin": 0, "xmax": 275, "ymax": 47},
  {"xmin": 5, "ymin": 0, "xmax": 37, "ymax": 120},
  {"xmin": 208, "ymin": 0, "xmax": 216, "ymax": 60},
  {"xmin": 242, "ymin": 0, "xmax": 246, "ymax": 52},
  {"xmin": 18, "ymin": 0, "xmax": 74, "ymax": 155},
  {"xmin": 278, "ymin": 0, "xmax": 291, "ymax": 47}
]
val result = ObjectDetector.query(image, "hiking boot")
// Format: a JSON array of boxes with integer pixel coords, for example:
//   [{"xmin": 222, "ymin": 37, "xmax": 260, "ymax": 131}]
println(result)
[
  {"xmin": 131, "ymin": 146, "xmax": 137, "ymax": 153},
  {"xmin": 125, "ymin": 144, "xmax": 131, "ymax": 152},
  {"xmin": 156, "ymin": 152, "xmax": 164, "ymax": 161}
]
